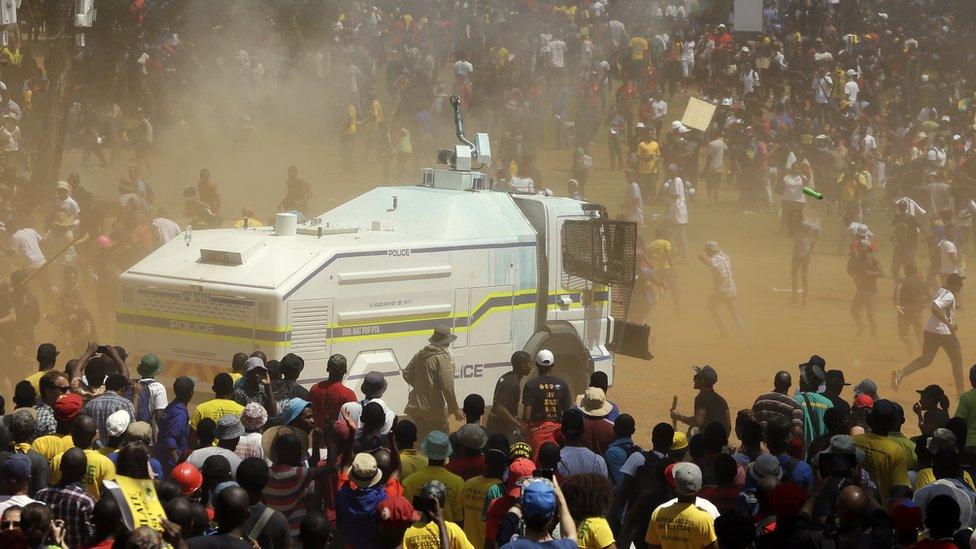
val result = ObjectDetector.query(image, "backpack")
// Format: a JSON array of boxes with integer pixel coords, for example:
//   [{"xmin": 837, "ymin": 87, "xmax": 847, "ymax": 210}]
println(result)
[{"xmin": 126, "ymin": 380, "xmax": 155, "ymax": 423}]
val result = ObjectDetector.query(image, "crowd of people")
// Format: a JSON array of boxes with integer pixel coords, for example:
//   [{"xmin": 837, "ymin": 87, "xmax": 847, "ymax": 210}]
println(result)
[{"xmin": 0, "ymin": 335, "xmax": 976, "ymax": 548}]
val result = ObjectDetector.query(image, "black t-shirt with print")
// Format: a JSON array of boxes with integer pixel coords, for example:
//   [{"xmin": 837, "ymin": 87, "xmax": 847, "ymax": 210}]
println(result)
[{"xmin": 522, "ymin": 375, "xmax": 572, "ymax": 423}]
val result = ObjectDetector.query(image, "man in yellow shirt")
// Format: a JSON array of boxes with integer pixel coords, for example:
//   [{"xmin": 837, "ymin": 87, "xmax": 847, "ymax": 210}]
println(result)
[
  {"xmin": 25, "ymin": 343, "xmax": 59, "ymax": 395},
  {"xmin": 852, "ymin": 399, "xmax": 909, "ymax": 502},
  {"xmin": 402, "ymin": 431, "xmax": 465, "ymax": 523},
  {"xmin": 629, "ymin": 35, "xmax": 649, "ymax": 79},
  {"xmin": 190, "ymin": 373, "xmax": 244, "ymax": 429},
  {"xmin": 394, "ymin": 419, "xmax": 428, "ymax": 479},
  {"xmin": 649, "ymin": 227, "xmax": 680, "ymax": 313},
  {"xmin": 636, "ymin": 132, "xmax": 661, "ymax": 203},
  {"xmin": 50, "ymin": 415, "xmax": 116, "ymax": 499},
  {"xmin": 461, "ymin": 449, "xmax": 505, "ymax": 547},
  {"xmin": 402, "ymin": 480, "xmax": 473, "ymax": 549},
  {"xmin": 646, "ymin": 462, "xmax": 718, "ymax": 549}
]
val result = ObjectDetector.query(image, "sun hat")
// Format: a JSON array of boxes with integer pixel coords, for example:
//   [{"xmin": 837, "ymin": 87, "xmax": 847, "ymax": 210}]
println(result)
[
  {"xmin": 215, "ymin": 415, "xmax": 245, "ymax": 440},
  {"xmin": 824, "ymin": 370, "xmax": 850, "ymax": 386},
  {"xmin": 105, "ymin": 409, "xmax": 131, "ymax": 438},
  {"xmin": 55, "ymin": 180, "xmax": 70, "ymax": 192},
  {"xmin": 428, "ymin": 326, "xmax": 457, "ymax": 345},
  {"xmin": 350, "ymin": 452, "xmax": 384, "ymax": 488},
  {"xmin": 241, "ymin": 402, "xmax": 268, "ymax": 431},
  {"xmin": 262, "ymin": 426, "xmax": 309, "ymax": 462},
  {"xmin": 580, "ymin": 387, "xmax": 613, "ymax": 417},
  {"xmin": 748, "ymin": 453, "xmax": 783, "ymax": 481},
  {"xmin": 420, "ymin": 431, "xmax": 452, "ymax": 461},
  {"xmin": 126, "ymin": 421, "xmax": 152, "ymax": 443},
  {"xmin": 457, "ymin": 424, "xmax": 489, "ymax": 450},
  {"xmin": 361, "ymin": 371, "xmax": 389, "ymax": 398},
  {"xmin": 137, "ymin": 353, "xmax": 162, "ymax": 377}
]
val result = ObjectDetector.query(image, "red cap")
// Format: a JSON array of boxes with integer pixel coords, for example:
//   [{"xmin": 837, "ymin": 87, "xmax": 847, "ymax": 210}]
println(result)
[
  {"xmin": 53, "ymin": 393, "xmax": 83, "ymax": 422},
  {"xmin": 170, "ymin": 462, "xmax": 204, "ymax": 495},
  {"xmin": 890, "ymin": 499, "xmax": 923, "ymax": 532},
  {"xmin": 854, "ymin": 394, "xmax": 874, "ymax": 409},
  {"xmin": 506, "ymin": 458, "xmax": 536, "ymax": 497}
]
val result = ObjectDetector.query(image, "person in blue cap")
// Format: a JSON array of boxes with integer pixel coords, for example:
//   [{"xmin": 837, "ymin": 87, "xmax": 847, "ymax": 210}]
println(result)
[{"xmin": 501, "ymin": 477, "xmax": 577, "ymax": 547}]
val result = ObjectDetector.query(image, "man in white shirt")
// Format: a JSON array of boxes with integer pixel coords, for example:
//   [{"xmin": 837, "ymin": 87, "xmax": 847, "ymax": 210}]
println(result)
[
  {"xmin": 894, "ymin": 273, "xmax": 964, "ymax": 394},
  {"xmin": 663, "ymin": 165, "xmax": 689, "ymax": 262},
  {"xmin": 453, "ymin": 58, "xmax": 473, "ymax": 81},
  {"xmin": 844, "ymin": 70, "xmax": 860, "ymax": 103},
  {"xmin": 542, "ymin": 36, "xmax": 567, "ymax": 70},
  {"xmin": 54, "ymin": 181, "xmax": 80, "ymax": 221},
  {"xmin": 6, "ymin": 223, "xmax": 45, "ymax": 270},
  {"xmin": 608, "ymin": 19, "xmax": 628, "ymax": 49},
  {"xmin": 780, "ymin": 164, "xmax": 808, "ymax": 231},
  {"xmin": 939, "ymin": 238, "xmax": 961, "ymax": 279}
]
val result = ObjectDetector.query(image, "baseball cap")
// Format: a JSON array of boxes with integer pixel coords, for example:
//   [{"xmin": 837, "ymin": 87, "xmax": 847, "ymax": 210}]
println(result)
[
  {"xmin": 3, "ymin": 454, "xmax": 31, "ymax": 482},
  {"xmin": 137, "ymin": 353, "xmax": 162, "ymax": 377},
  {"xmin": 692, "ymin": 365, "xmax": 718, "ymax": 385},
  {"xmin": 54, "ymin": 393, "xmax": 84, "ymax": 422},
  {"xmin": 853, "ymin": 393, "xmax": 874, "ymax": 409},
  {"xmin": 521, "ymin": 478, "xmax": 557, "ymax": 518},
  {"xmin": 748, "ymin": 453, "xmax": 783, "ymax": 481},
  {"xmin": 672, "ymin": 462, "xmax": 703, "ymax": 496},
  {"xmin": 105, "ymin": 409, "xmax": 131, "ymax": 438},
  {"xmin": 535, "ymin": 350, "xmax": 554, "ymax": 367},
  {"xmin": 505, "ymin": 458, "xmax": 536, "ymax": 497},
  {"xmin": 378, "ymin": 495, "xmax": 421, "ymax": 528},
  {"xmin": 853, "ymin": 379, "xmax": 879, "ymax": 399},
  {"xmin": 245, "ymin": 357, "xmax": 267, "ymax": 373}
]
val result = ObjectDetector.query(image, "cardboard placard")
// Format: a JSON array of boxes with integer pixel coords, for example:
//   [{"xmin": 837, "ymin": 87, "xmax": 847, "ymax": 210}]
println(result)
[{"xmin": 681, "ymin": 97, "xmax": 718, "ymax": 132}]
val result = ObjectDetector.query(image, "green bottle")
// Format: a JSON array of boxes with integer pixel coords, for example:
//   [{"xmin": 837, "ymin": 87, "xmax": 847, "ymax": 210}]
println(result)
[{"xmin": 802, "ymin": 187, "xmax": 824, "ymax": 200}]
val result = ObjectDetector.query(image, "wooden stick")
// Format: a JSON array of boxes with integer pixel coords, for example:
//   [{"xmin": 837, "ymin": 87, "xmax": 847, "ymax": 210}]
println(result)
[
  {"xmin": 19, "ymin": 233, "xmax": 89, "ymax": 286},
  {"xmin": 671, "ymin": 395, "xmax": 678, "ymax": 428}
]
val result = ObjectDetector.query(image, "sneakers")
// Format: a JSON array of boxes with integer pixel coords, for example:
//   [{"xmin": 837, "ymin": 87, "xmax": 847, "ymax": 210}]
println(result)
[{"xmin": 891, "ymin": 369, "xmax": 903, "ymax": 391}]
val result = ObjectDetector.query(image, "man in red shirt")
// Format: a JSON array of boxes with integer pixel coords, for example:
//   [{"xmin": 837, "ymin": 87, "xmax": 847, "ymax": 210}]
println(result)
[{"xmin": 309, "ymin": 354, "xmax": 355, "ymax": 430}]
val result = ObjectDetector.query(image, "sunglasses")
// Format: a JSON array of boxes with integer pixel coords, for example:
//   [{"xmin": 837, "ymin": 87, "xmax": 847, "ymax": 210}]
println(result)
[{"xmin": 1, "ymin": 520, "xmax": 19, "ymax": 529}]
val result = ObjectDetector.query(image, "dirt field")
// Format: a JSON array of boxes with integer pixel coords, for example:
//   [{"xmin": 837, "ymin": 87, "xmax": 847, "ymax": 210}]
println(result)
[{"xmin": 22, "ymin": 103, "xmax": 968, "ymax": 445}]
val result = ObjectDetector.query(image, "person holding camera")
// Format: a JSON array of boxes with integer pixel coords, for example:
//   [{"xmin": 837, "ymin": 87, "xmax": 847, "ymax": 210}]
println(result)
[
  {"xmin": 402, "ymin": 480, "xmax": 471, "ymax": 549},
  {"xmin": 500, "ymin": 476, "xmax": 577, "ymax": 548}
]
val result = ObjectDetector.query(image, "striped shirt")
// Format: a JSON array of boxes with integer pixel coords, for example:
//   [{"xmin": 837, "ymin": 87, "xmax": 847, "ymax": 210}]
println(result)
[
  {"xmin": 84, "ymin": 392, "xmax": 135, "ymax": 447},
  {"xmin": 264, "ymin": 465, "xmax": 315, "ymax": 536},
  {"xmin": 752, "ymin": 391, "xmax": 804, "ymax": 428},
  {"xmin": 707, "ymin": 252, "xmax": 737, "ymax": 296}
]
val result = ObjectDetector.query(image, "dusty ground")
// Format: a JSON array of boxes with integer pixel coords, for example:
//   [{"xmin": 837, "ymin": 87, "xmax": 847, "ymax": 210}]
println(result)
[{"xmin": 12, "ymin": 98, "xmax": 967, "ymax": 445}]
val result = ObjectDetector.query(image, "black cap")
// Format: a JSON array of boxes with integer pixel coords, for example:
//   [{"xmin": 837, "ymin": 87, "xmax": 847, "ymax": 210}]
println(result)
[
  {"xmin": 917, "ymin": 384, "xmax": 946, "ymax": 401},
  {"xmin": 824, "ymin": 369, "xmax": 850, "ymax": 386},
  {"xmin": 692, "ymin": 365, "xmax": 719, "ymax": 385}
]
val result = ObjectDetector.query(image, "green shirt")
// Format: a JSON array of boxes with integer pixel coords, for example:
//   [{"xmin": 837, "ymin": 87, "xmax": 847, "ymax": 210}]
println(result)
[
  {"xmin": 794, "ymin": 392, "xmax": 833, "ymax": 443},
  {"xmin": 887, "ymin": 432, "xmax": 918, "ymax": 471},
  {"xmin": 954, "ymin": 388, "xmax": 976, "ymax": 448}
]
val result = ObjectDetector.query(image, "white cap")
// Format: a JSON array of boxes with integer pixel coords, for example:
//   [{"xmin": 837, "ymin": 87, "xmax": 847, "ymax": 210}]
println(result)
[
  {"xmin": 671, "ymin": 120, "xmax": 683, "ymax": 130},
  {"xmin": 635, "ymin": 122, "xmax": 645, "ymax": 129},
  {"xmin": 921, "ymin": 74, "xmax": 929, "ymax": 82},
  {"xmin": 678, "ymin": 124, "xmax": 691, "ymax": 134},
  {"xmin": 846, "ymin": 69, "xmax": 856, "ymax": 77},
  {"xmin": 106, "ymin": 409, "xmax": 131, "ymax": 438},
  {"xmin": 56, "ymin": 180, "xmax": 70, "ymax": 192},
  {"xmin": 535, "ymin": 349, "xmax": 555, "ymax": 367}
]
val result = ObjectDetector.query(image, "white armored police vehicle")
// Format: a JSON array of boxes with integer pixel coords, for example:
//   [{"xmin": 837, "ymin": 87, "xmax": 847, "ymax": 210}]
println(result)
[{"xmin": 116, "ymin": 97, "xmax": 649, "ymax": 410}]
